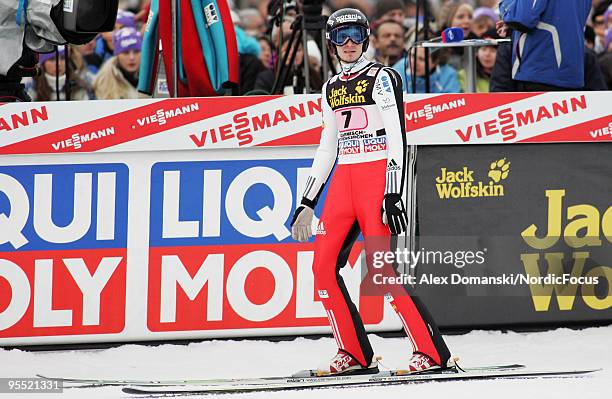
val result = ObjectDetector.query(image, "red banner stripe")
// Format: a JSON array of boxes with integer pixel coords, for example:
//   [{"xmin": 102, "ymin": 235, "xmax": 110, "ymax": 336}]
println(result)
[
  {"xmin": 518, "ymin": 114, "xmax": 612, "ymax": 143},
  {"xmin": 257, "ymin": 126, "xmax": 322, "ymax": 147}
]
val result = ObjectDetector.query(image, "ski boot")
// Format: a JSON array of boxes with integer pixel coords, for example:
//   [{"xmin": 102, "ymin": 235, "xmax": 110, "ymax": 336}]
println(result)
[
  {"xmin": 397, "ymin": 353, "xmax": 460, "ymax": 375},
  {"xmin": 317, "ymin": 351, "xmax": 380, "ymax": 376}
]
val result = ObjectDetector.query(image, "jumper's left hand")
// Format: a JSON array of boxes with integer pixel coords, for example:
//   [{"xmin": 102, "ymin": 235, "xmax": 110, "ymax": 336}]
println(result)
[
  {"xmin": 382, "ymin": 194, "xmax": 408, "ymax": 235},
  {"xmin": 291, "ymin": 205, "xmax": 314, "ymax": 242}
]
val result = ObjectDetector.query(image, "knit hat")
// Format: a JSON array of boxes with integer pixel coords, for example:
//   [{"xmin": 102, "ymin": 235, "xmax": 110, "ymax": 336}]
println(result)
[
  {"xmin": 39, "ymin": 48, "xmax": 65, "ymax": 65},
  {"xmin": 115, "ymin": 10, "xmax": 137, "ymax": 29},
  {"xmin": 373, "ymin": 0, "xmax": 404, "ymax": 21},
  {"xmin": 473, "ymin": 7, "xmax": 499, "ymax": 23},
  {"xmin": 113, "ymin": 27, "xmax": 143, "ymax": 55}
]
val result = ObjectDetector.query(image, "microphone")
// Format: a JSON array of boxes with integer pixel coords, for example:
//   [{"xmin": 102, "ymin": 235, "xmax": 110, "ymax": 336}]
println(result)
[
  {"xmin": 440, "ymin": 27, "xmax": 464, "ymax": 43},
  {"xmin": 418, "ymin": 27, "xmax": 465, "ymax": 44}
]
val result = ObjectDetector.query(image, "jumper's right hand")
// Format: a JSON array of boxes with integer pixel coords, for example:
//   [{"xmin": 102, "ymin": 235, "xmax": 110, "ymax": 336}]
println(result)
[
  {"xmin": 382, "ymin": 193, "xmax": 408, "ymax": 235},
  {"xmin": 290, "ymin": 205, "xmax": 314, "ymax": 242}
]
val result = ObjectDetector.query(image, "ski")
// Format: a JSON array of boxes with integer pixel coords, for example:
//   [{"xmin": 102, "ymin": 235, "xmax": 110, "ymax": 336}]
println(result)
[
  {"xmin": 121, "ymin": 368, "xmax": 600, "ymax": 395},
  {"xmin": 37, "ymin": 363, "xmax": 524, "ymax": 388}
]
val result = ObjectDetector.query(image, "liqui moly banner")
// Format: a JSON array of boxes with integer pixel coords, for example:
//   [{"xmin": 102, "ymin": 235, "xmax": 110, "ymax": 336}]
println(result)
[
  {"xmin": 0, "ymin": 151, "xmax": 398, "ymax": 346},
  {"xmin": 0, "ymin": 164, "xmax": 129, "ymax": 340},
  {"xmin": 1, "ymin": 92, "xmax": 610, "ymax": 156},
  {"xmin": 146, "ymin": 159, "xmax": 387, "ymax": 334}
]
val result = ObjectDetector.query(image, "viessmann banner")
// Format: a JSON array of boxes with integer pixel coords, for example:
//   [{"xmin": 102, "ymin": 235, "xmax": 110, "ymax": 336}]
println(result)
[
  {"xmin": 0, "ymin": 92, "xmax": 610, "ymax": 155},
  {"xmin": 0, "ymin": 94, "xmax": 609, "ymax": 346},
  {"xmin": 415, "ymin": 143, "xmax": 611, "ymax": 327}
]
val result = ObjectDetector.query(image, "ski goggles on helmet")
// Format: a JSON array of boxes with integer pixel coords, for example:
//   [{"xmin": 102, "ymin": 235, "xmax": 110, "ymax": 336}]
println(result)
[{"xmin": 329, "ymin": 25, "xmax": 369, "ymax": 46}]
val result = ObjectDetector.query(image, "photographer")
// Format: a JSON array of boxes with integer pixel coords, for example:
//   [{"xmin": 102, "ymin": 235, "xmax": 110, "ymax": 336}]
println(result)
[
  {"xmin": 253, "ymin": 0, "xmax": 323, "ymax": 94},
  {"xmin": 0, "ymin": 0, "xmax": 118, "ymax": 102},
  {"xmin": 254, "ymin": 38, "xmax": 323, "ymax": 94}
]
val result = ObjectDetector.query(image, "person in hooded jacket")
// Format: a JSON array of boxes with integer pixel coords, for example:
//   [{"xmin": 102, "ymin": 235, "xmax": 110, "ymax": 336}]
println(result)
[{"xmin": 497, "ymin": 0, "xmax": 591, "ymax": 90}]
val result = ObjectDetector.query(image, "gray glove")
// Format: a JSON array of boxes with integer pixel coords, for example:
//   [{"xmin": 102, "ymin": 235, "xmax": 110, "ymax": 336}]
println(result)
[{"xmin": 290, "ymin": 205, "xmax": 314, "ymax": 242}]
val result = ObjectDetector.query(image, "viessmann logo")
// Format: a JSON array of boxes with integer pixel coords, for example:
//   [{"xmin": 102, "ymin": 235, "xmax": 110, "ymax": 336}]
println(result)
[
  {"xmin": 435, "ymin": 158, "xmax": 511, "ymax": 199},
  {"xmin": 406, "ymin": 98, "xmax": 467, "ymax": 122},
  {"xmin": 0, "ymin": 105, "xmax": 49, "ymax": 132},
  {"xmin": 455, "ymin": 95, "xmax": 587, "ymax": 142}
]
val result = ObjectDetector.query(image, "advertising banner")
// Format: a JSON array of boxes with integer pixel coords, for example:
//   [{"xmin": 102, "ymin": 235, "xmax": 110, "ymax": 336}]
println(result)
[
  {"xmin": 0, "ymin": 164, "xmax": 129, "ymax": 338},
  {"xmin": 405, "ymin": 92, "xmax": 612, "ymax": 144},
  {"xmin": 145, "ymin": 158, "xmax": 385, "ymax": 333},
  {"xmin": 0, "ymin": 93, "xmax": 610, "ymax": 346},
  {"xmin": 0, "ymin": 96, "xmax": 323, "ymax": 154},
  {"xmin": 0, "ymin": 149, "xmax": 399, "ymax": 346},
  {"xmin": 415, "ymin": 143, "xmax": 612, "ymax": 327},
  {"xmin": 1, "ymin": 92, "xmax": 610, "ymax": 156}
]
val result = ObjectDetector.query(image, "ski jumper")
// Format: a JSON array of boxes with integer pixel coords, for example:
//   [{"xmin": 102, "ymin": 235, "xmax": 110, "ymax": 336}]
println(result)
[{"xmin": 302, "ymin": 57, "xmax": 451, "ymax": 368}]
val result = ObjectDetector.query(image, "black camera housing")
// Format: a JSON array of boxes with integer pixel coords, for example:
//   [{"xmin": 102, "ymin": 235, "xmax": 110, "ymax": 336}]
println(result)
[
  {"xmin": 62, "ymin": 0, "xmax": 119, "ymax": 33},
  {"xmin": 51, "ymin": 0, "xmax": 118, "ymax": 44}
]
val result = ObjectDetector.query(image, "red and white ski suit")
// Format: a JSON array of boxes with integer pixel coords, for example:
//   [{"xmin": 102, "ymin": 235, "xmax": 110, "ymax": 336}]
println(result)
[{"xmin": 301, "ymin": 57, "xmax": 451, "ymax": 368}]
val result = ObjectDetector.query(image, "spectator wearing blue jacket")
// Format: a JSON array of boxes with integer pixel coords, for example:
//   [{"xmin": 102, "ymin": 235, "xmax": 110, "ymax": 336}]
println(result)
[
  {"xmin": 498, "ymin": 0, "xmax": 591, "ymax": 90},
  {"xmin": 392, "ymin": 47, "xmax": 461, "ymax": 93}
]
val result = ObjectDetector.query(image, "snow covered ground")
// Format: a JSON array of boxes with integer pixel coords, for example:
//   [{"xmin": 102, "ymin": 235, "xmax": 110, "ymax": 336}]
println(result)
[{"xmin": 1, "ymin": 325, "xmax": 610, "ymax": 399}]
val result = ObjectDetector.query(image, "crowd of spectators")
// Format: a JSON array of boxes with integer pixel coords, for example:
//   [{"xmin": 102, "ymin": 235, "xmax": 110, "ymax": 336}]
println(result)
[{"xmin": 21, "ymin": 0, "xmax": 612, "ymax": 101}]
